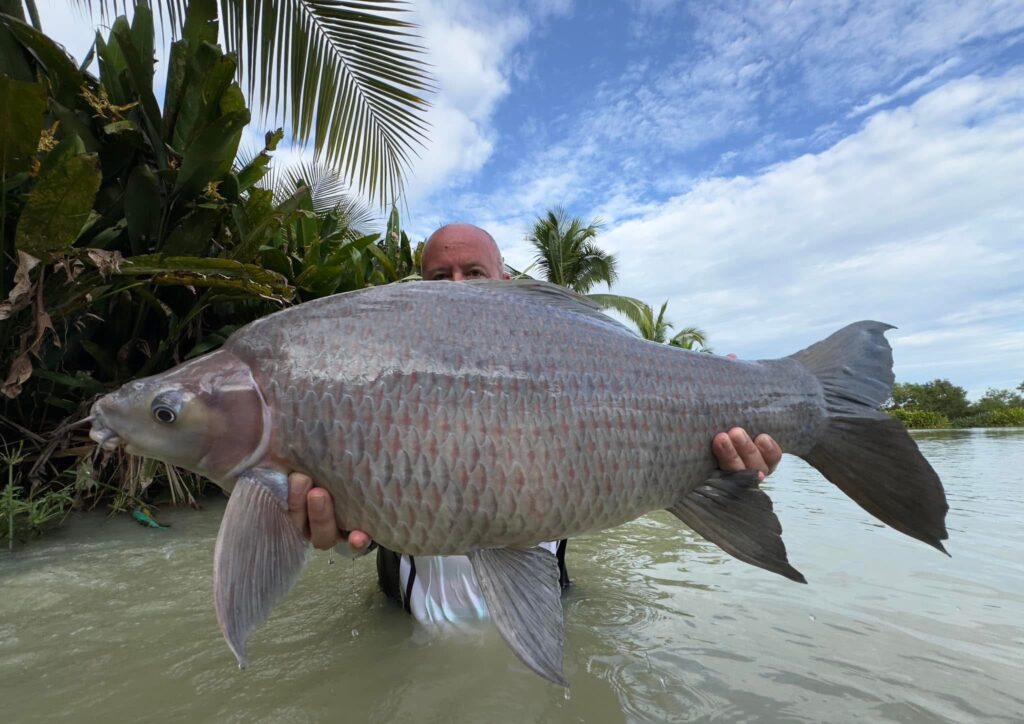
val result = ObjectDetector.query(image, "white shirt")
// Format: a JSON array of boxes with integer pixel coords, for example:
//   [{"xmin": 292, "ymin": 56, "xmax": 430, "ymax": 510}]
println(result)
[{"xmin": 398, "ymin": 541, "xmax": 562, "ymax": 628}]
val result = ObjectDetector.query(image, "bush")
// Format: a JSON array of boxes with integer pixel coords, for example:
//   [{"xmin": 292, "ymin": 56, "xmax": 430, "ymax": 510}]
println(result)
[
  {"xmin": 951, "ymin": 408, "xmax": 1024, "ymax": 428},
  {"xmin": 889, "ymin": 409, "xmax": 951, "ymax": 429}
]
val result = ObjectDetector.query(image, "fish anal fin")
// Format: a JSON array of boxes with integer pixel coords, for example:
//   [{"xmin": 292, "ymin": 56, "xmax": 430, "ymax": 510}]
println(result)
[
  {"xmin": 468, "ymin": 547, "xmax": 568, "ymax": 687},
  {"xmin": 669, "ymin": 471, "xmax": 806, "ymax": 584},
  {"xmin": 213, "ymin": 469, "xmax": 311, "ymax": 667}
]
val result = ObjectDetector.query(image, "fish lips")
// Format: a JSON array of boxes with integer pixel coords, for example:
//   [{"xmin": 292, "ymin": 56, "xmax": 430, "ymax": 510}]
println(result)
[{"xmin": 88, "ymin": 401, "xmax": 124, "ymax": 452}]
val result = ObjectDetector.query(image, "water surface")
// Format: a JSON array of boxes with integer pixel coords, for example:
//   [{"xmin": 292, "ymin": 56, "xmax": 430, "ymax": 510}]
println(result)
[{"xmin": 2, "ymin": 429, "xmax": 1022, "ymax": 722}]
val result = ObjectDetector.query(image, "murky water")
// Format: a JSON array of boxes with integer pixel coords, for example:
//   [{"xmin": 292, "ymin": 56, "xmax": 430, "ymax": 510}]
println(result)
[{"xmin": 2, "ymin": 429, "xmax": 1022, "ymax": 723}]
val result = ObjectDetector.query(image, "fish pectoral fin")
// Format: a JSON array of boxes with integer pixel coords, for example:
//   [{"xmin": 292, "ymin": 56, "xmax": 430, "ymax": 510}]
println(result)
[
  {"xmin": 467, "ymin": 546, "xmax": 568, "ymax": 687},
  {"xmin": 214, "ymin": 470, "xmax": 311, "ymax": 668},
  {"xmin": 669, "ymin": 471, "xmax": 806, "ymax": 584}
]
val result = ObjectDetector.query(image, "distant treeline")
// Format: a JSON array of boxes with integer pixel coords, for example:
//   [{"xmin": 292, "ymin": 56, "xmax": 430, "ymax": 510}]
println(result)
[{"xmin": 885, "ymin": 379, "xmax": 1024, "ymax": 429}]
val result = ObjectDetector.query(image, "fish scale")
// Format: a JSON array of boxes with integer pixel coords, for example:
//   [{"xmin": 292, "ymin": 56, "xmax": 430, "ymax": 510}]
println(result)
[{"xmin": 227, "ymin": 282, "xmax": 825, "ymax": 554}]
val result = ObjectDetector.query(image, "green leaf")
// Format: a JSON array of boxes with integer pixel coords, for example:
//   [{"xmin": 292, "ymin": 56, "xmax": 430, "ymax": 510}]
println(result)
[
  {"xmin": 14, "ymin": 137, "xmax": 101, "ymax": 261},
  {"xmin": 32, "ymin": 368, "xmax": 106, "ymax": 393},
  {"xmin": 235, "ymin": 127, "xmax": 283, "ymax": 192},
  {"xmin": 162, "ymin": 208, "xmax": 220, "ymax": 255},
  {"xmin": 0, "ymin": 76, "xmax": 46, "ymax": 177},
  {"xmin": 50, "ymin": 100, "xmax": 100, "ymax": 152},
  {"xmin": 174, "ymin": 109, "xmax": 250, "ymax": 198},
  {"xmin": 77, "ymin": 0, "xmax": 434, "ymax": 205},
  {"xmin": 260, "ymin": 247, "xmax": 293, "ymax": 279},
  {"xmin": 366, "ymin": 242, "xmax": 396, "ymax": 279},
  {"xmin": 294, "ymin": 263, "xmax": 344, "ymax": 296},
  {"xmin": 0, "ymin": 15, "xmax": 85, "ymax": 107},
  {"xmin": 585, "ymin": 293, "xmax": 649, "ymax": 331},
  {"xmin": 169, "ymin": 46, "xmax": 237, "ymax": 150},
  {"xmin": 95, "ymin": 21, "xmax": 129, "ymax": 105},
  {"xmin": 124, "ymin": 164, "xmax": 162, "ymax": 250},
  {"xmin": 118, "ymin": 255, "xmax": 293, "ymax": 299},
  {"xmin": 0, "ymin": 21, "xmax": 34, "ymax": 81},
  {"xmin": 80, "ymin": 339, "xmax": 119, "ymax": 378}
]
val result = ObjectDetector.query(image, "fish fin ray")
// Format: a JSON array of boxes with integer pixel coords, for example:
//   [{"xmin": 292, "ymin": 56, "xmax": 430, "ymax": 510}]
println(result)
[
  {"xmin": 791, "ymin": 322, "xmax": 949, "ymax": 552},
  {"xmin": 213, "ymin": 471, "xmax": 311, "ymax": 667},
  {"xmin": 467, "ymin": 546, "xmax": 568, "ymax": 686},
  {"xmin": 669, "ymin": 471, "xmax": 806, "ymax": 583}
]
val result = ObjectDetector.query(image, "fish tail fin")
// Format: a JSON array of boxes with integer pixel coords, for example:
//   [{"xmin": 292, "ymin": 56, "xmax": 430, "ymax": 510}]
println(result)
[{"xmin": 791, "ymin": 321, "xmax": 950, "ymax": 552}]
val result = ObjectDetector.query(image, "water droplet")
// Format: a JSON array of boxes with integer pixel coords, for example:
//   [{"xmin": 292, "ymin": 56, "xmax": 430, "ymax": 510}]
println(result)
[
  {"xmin": 563, "ymin": 687, "xmax": 571, "ymax": 701},
  {"xmin": 809, "ymin": 614, "xmax": 816, "ymax": 622},
  {"xmin": 351, "ymin": 628, "xmax": 359, "ymax": 638}
]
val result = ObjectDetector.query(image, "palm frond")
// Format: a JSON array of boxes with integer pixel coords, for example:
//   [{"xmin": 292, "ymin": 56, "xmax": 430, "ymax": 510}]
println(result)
[
  {"xmin": 586, "ymin": 293, "xmax": 648, "ymax": 333},
  {"xmin": 669, "ymin": 326, "xmax": 711, "ymax": 351},
  {"xmin": 75, "ymin": 0, "xmax": 434, "ymax": 206}
]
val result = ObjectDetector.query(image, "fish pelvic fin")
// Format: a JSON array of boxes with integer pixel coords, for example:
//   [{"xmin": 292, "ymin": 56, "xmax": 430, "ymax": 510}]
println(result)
[
  {"xmin": 669, "ymin": 471, "xmax": 806, "ymax": 583},
  {"xmin": 213, "ymin": 469, "xmax": 311, "ymax": 667},
  {"xmin": 467, "ymin": 547, "xmax": 568, "ymax": 687},
  {"xmin": 791, "ymin": 322, "xmax": 950, "ymax": 553}
]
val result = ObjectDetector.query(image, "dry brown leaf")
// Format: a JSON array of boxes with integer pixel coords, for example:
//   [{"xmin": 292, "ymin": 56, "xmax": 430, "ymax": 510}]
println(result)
[
  {"xmin": 0, "ymin": 251, "xmax": 40, "ymax": 320},
  {"xmin": 1, "ymin": 352, "xmax": 33, "ymax": 398},
  {"xmin": 86, "ymin": 249, "xmax": 124, "ymax": 276},
  {"xmin": 31, "ymin": 307, "xmax": 58, "ymax": 353}
]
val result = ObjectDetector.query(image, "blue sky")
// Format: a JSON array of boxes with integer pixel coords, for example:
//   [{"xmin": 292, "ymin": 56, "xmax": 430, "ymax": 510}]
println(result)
[{"xmin": 37, "ymin": 0, "xmax": 1024, "ymax": 397}]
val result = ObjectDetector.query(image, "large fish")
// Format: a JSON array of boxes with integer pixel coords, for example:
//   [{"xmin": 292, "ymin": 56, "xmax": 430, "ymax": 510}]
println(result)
[{"xmin": 89, "ymin": 280, "xmax": 948, "ymax": 685}]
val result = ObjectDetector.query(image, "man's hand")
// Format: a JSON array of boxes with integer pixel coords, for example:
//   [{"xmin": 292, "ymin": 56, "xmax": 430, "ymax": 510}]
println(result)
[
  {"xmin": 712, "ymin": 428, "xmax": 781, "ymax": 481},
  {"xmin": 288, "ymin": 427, "xmax": 783, "ymax": 552},
  {"xmin": 287, "ymin": 473, "xmax": 373, "ymax": 553}
]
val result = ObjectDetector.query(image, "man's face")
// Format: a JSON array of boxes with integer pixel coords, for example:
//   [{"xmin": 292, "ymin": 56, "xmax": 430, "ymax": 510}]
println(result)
[{"xmin": 421, "ymin": 225, "xmax": 509, "ymax": 281}]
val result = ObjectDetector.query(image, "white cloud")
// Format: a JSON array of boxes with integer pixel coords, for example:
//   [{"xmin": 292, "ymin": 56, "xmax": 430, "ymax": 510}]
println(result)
[
  {"xmin": 848, "ymin": 57, "xmax": 962, "ymax": 117},
  {"xmin": 402, "ymin": 0, "xmax": 573, "ymax": 205},
  {"xmin": 593, "ymin": 71, "xmax": 1024, "ymax": 394}
]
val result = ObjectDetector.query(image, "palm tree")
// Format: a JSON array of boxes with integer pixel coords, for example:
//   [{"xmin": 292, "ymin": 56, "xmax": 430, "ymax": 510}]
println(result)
[
  {"xmin": 56, "ymin": 0, "xmax": 433, "ymax": 206},
  {"xmin": 527, "ymin": 206, "xmax": 655, "ymax": 324},
  {"xmin": 633, "ymin": 301, "xmax": 673, "ymax": 343},
  {"xmin": 610, "ymin": 298, "xmax": 712, "ymax": 351},
  {"xmin": 527, "ymin": 208, "xmax": 616, "ymax": 294},
  {"xmin": 668, "ymin": 326, "xmax": 711, "ymax": 352}
]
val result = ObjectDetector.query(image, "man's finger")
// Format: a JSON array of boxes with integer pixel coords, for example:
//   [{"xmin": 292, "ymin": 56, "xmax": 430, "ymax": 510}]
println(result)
[
  {"xmin": 308, "ymin": 487, "xmax": 340, "ymax": 550},
  {"xmin": 728, "ymin": 427, "xmax": 768, "ymax": 473},
  {"xmin": 347, "ymin": 530, "xmax": 372, "ymax": 550},
  {"xmin": 755, "ymin": 434, "xmax": 782, "ymax": 474},
  {"xmin": 287, "ymin": 472, "xmax": 313, "ymax": 535},
  {"xmin": 712, "ymin": 432, "xmax": 746, "ymax": 472}
]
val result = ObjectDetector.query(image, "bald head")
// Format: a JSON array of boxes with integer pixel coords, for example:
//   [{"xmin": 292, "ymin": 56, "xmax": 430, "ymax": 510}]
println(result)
[{"xmin": 421, "ymin": 223, "xmax": 509, "ymax": 281}]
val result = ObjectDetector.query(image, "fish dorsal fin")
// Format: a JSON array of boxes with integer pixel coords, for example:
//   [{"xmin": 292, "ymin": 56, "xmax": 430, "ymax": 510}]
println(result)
[{"xmin": 464, "ymin": 279, "xmax": 635, "ymax": 334}]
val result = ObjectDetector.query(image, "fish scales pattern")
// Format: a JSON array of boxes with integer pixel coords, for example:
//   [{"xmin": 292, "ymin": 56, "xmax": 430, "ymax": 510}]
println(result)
[{"xmin": 228, "ymin": 283, "xmax": 826, "ymax": 555}]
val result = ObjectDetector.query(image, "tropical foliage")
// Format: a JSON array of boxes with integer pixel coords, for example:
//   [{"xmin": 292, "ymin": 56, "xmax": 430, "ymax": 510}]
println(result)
[
  {"xmin": 886, "ymin": 379, "xmax": 1024, "ymax": 429},
  {"xmin": 0, "ymin": 3, "xmax": 422, "ymax": 544},
  {"xmin": 887, "ymin": 379, "xmax": 972, "ymax": 421},
  {"xmin": 588, "ymin": 295, "xmax": 712, "ymax": 352},
  {"xmin": 527, "ymin": 207, "xmax": 615, "ymax": 294},
  {"xmin": 71, "ymin": 0, "xmax": 433, "ymax": 205}
]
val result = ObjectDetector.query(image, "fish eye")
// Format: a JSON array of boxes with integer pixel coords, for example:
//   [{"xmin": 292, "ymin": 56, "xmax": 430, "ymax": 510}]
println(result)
[{"xmin": 153, "ymin": 406, "xmax": 177, "ymax": 424}]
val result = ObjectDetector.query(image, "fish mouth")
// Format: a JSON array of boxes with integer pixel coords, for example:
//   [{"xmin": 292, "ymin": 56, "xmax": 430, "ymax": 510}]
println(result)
[
  {"xmin": 89, "ymin": 401, "xmax": 126, "ymax": 452},
  {"xmin": 89, "ymin": 425, "xmax": 124, "ymax": 452}
]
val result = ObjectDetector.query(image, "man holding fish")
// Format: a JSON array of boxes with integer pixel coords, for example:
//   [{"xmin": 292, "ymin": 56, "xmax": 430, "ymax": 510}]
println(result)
[{"xmin": 286, "ymin": 223, "xmax": 783, "ymax": 624}]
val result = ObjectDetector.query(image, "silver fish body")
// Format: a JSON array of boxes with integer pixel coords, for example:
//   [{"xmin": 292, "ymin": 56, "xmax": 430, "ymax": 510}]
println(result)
[
  {"xmin": 229, "ymin": 281, "xmax": 823, "ymax": 553},
  {"xmin": 89, "ymin": 280, "xmax": 949, "ymax": 685}
]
